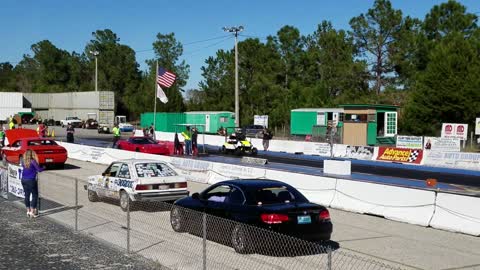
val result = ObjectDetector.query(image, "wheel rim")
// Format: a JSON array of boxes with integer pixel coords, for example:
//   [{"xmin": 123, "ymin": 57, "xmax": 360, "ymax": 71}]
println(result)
[
  {"xmin": 88, "ymin": 190, "xmax": 95, "ymax": 200},
  {"xmin": 120, "ymin": 192, "xmax": 128, "ymax": 209},
  {"xmin": 171, "ymin": 208, "xmax": 181, "ymax": 230}
]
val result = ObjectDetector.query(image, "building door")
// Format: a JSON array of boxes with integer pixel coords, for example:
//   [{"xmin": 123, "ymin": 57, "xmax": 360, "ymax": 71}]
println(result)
[
  {"xmin": 384, "ymin": 112, "xmax": 397, "ymax": 137},
  {"xmin": 205, "ymin": 114, "xmax": 211, "ymax": 133}
]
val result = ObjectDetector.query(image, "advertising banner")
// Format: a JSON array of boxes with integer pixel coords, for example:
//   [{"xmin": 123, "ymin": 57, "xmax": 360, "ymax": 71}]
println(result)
[
  {"xmin": 346, "ymin": 145, "xmax": 375, "ymax": 160},
  {"xmin": 376, "ymin": 147, "xmax": 423, "ymax": 164},
  {"xmin": 424, "ymin": 136, "xmax": 460, "ymax": 152},
  {"xmin": 254, "ymin": 115, "xmax": 268, "ymax": 128},
  {"xmin": 441, "ymin": 123, "xmax": 468, "ymax": 140},
  {"xmin": 7, "ymin": 164, "xmax": 24, "ymax": 198},
  {"xmin": 424, "ymin": 151, "xmax": 480, "ymax": 171},
  {"xmin": 396, "ymin": 135, "xmax": 423, "ymax": 149}
]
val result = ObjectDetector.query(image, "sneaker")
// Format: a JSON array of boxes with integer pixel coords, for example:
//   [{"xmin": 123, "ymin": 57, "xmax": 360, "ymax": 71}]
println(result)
[{"xmin": 31, "ymin": 209, "xmax": 39, "ymax": 218}]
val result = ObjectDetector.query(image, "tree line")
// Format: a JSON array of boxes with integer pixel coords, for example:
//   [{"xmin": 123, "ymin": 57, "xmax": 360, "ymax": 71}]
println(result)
[{"xmin": 0, "ymin": 0, "xmax": 478, "ymax": 136}]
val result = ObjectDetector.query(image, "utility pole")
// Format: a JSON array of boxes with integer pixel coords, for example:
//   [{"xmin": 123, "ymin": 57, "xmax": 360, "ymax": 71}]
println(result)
[
  {"xmin": 223, "ymin": 26, "xmax": 244, "ymax": 128},
  {"xmin": 89, "ymin": 50, "xmax": 99, "ymax": 91}
]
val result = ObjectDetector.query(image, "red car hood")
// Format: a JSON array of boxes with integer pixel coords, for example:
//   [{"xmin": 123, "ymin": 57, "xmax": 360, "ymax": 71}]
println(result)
[
  {"xmin": 5, "ymin": 129, "xmax": 38, "ymax": 144},
  {"xmin": 142, "ymin": 143, "xmax": 168, "ymax": 149}
]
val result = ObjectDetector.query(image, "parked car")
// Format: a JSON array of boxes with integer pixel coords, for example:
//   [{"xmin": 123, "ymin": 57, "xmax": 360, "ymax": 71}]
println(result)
[
  {"xmin": 0, "ymin": 129, "xmax": 67, "ymax": 168},
  {"xmin": 87, "ymin": 159, "xmax": 189, "ymax": 211},
  {"xmin": 170, "ymin": 179, "xmax": 332, "ymax": 253},
  {"xmin": 242, "ymin": 125, "xmax": 265, "ymax": 138},
  {"xmin": 82, "ymin": 119, "xmax": 99, "ymax": 129},
  {"xmin": 60, "ymin": 116, "xmax": 82, "ymax": 128},
  {"xmin": 116, "ymin": 137, "xmax": 170, "ymax": 155}
]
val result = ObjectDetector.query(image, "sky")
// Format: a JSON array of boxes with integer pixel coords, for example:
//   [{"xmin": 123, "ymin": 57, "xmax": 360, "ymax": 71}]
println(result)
[{"xmin": 1, "ymin": 0, "xmax": 478, "ymax": 90}]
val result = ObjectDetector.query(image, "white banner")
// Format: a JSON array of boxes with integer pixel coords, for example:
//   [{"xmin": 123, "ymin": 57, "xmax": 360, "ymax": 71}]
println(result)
[
  {"xmin": 396, "ymin": 135, "xmax": 423, "ymax": 149},
  {"xmin": 424, "ymin": 136, "xmax": 460, "ymax": 152},
  {"xmin": 253, "ymin": 115, "xmax": 268, "ymax": 128},
  {"xmin": 303, "ymin": 142, "xmax": 331, "ymax": 156},
  {"xmin": 424, "ymin": 151, "xmax": 480, "ymax": 170},
  {"xmin": 7, "ymin": 164, "xmax": 24, "ymax": 198},
  {"xmin": 0, "ymin": 167, "xmax": 8, "ymax": 199},
  {"xmin": 441, "ymin": 123, "xmax": 468, "ymax": 140}
]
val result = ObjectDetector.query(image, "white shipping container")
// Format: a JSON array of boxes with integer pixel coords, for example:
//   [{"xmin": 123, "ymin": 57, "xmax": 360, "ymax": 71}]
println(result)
[
  {"xmin": 50, "ymin": 93, "xmax": 73, "ymax": 109},
  {"xmin": 72, "ymin": 92, "xmax": 100, "ymax": 109},
  {"xmin": 23, "ymin": 93, "xmax": 50, "ymax": 109},
  {"xmin": 99, "ymin": 91, "xmax": 114, "ymax": 110},
  {"xmin": 0, "ymin": 92, "xmax": 23, "ymax": 108},
  {"xmin": 0, "ymin": 107, "xmax": 32, "ymax": 121},
  {"xmin": 99, "ymin": 110, "xmax": 115, "ymax": 126}
]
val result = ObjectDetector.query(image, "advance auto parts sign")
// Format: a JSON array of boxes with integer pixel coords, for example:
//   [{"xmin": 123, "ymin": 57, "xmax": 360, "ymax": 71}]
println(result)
[{"xmin": 377, "ymin": 147, "xmax": 423, "ymax": 164}]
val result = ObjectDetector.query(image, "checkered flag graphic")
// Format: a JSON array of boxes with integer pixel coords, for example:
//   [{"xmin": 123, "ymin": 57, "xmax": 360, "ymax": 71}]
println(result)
[{"xmin": 408, "ymin": 150, "xmax": 420, "ymax": 162}]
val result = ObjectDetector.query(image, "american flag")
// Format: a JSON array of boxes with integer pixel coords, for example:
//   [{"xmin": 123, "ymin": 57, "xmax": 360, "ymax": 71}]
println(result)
[{"xmin": 157, "ymin": 67, "xmax": 176, "ymax": 88}]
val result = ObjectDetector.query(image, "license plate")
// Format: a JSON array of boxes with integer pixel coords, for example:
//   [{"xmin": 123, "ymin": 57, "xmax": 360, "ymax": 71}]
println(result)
[
  {"xmin": 46, "ymin": 158, "xmax": 53, "ymax": 163},
  {"xmin": 158, "ymin": 185, "xmax": 169, "ymax": 190},
  {"xmin": 297, "ymin": 215, "xmax": 311, "ymax": 224}
]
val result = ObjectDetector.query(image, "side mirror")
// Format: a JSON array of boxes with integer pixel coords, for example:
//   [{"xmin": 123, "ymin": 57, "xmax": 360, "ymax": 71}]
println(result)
[{"xmin": 192, "ymin": 192, "xmax": 201, "ymax": 200}]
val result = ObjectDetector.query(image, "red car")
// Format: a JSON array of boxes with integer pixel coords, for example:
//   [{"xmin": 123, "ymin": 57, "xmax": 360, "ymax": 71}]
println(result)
[
  {"xmin": 1, "ymin": 129, "xmax": 68, "ymax": 168},
  {"xmin": 117, "ymin": 136, "xmax": 171, "ymax": 155}
]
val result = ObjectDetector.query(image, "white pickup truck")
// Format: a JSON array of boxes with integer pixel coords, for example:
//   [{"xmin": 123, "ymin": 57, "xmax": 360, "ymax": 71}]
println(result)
[{"xmin": 60, "ymin": 116, "xmax": 82, "ymax": 128}]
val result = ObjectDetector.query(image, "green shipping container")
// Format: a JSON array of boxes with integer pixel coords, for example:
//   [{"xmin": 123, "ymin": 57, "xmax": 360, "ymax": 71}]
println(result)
[{"xmin": 140, "ymin": 112, "xmax": 186, "ymax": 132}]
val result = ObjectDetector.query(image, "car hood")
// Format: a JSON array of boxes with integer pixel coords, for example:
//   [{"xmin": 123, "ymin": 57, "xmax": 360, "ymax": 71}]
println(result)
[{"xmin": 5, "ymin": 129, "xmax": 38, "ymax": 144}]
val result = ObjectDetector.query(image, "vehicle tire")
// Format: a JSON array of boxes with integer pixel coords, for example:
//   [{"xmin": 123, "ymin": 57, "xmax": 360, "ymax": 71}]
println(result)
[
  {"xmin": 61, "ymin": 124, "xmax": 65, "ymax": 128},
  {"xmin": 135, "ymin": 148, "xmax": 140, "ymax": 152},
  {"xmin": 221, "ymin": 145, "xmax": 227, "ymax": 154},
  {"xmin": 117, "ymin": 145, "xmax": 122, "ymax": 150},
  {"xmin": 231, "ymin": 224, "xmax": 251, "ymax": 254},
  {"xmin": 88, "ymin": 190, "xmax": 99, "ymax": 202},
  {"xmin": 85, "ymin": 124, "xmax": 89, "ymax": 129},
  {"xmin": 119, "ymin": 190, "xmax": 133, "ymax": 212},
  {"xmin": 235, "ymin": 147, "xmax": 243, "ymax": 156},
  {"xmin": 170, "ymin": 206, "xmax": 186, "ymax": 232},
  {"xmin": 251, "ymin": 148, "xmax": 258, "ymax": 156}
]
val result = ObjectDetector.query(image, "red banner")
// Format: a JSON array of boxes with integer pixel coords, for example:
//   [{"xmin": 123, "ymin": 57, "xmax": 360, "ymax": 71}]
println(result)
[{"xmin": 376, "ymin": 147, "xmax": 423, "ymax": 164}]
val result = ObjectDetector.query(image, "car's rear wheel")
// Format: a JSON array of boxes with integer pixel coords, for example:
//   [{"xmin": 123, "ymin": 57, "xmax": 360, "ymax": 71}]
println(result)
[
  {"xmin": 235, "ymin": 147, "xmax": 243, "ymax": 156},
  {"xmin": 170, "ymin": 206, "xmax": 186, "ymax": 232},
  {"xmin": 232, "ymin": 224, "xmax": 251, "ymax": 254},
  {"xmin": 88, "ymin": 190, "xmax": 99, "ymax": 202},
  {"xmin": 251, "ymin": 147, "xmax": 258, "ymax": 156},
  {"xmin": 117, "ymin": 145, "xmax": 122, "ymax": 150},
  {"xmin": 119, "ymin": 190, "xmax": 133, "ymax": 212}
]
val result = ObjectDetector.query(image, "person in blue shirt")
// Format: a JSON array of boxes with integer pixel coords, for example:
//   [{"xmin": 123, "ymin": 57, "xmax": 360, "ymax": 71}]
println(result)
[{"xmin": 21, "ymin": 149, "xmax": 44, "ymax": 218}]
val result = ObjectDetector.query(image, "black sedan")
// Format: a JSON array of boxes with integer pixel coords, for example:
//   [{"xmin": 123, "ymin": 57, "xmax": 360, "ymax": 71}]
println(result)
[{"xmin": 170, "ymin": 179, "xmax": 332, "ymax": 253}]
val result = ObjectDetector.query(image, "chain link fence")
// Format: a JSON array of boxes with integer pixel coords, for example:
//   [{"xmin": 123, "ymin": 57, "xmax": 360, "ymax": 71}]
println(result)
[{"xmin": 15, "ymin": 172, "xmax": 410, "ymax": 270}]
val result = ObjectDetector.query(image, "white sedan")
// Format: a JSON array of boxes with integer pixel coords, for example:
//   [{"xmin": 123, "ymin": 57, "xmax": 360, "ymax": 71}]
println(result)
[{"xmin": 87, "ymin": 159, "xmax": 189, "ymax": 211}]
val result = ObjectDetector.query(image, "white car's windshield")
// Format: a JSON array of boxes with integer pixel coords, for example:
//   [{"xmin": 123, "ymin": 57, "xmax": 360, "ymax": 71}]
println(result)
[{"xmin": 135, "ymin": 163, "xmax": 177, "ymax": 177}]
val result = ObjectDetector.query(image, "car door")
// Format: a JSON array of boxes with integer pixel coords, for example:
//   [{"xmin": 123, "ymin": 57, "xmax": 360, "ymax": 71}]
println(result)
[
  {"xmin": 99, "ymin": 163, "xmax": 121, "ymax": 198},
  {"xmin": 226, "ymin": 186, "xmax": 248, "ymax": 222},
  {"xmin": 202, "ymin": 184, "xmax": 232, "ymax": 219},
  {"xmin": 114, "ymin": 163, "xmax": 134, "ymax": 199}
]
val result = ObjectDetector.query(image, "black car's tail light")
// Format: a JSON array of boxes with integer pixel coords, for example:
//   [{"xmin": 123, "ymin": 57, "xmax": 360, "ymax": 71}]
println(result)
[
  {"xmin": 319, "ymin": 210, "xmax": 330, "ymax": 221},
  {"xmin": 261, "ymin": 213, "xmax": 290, "ymax": 224}
]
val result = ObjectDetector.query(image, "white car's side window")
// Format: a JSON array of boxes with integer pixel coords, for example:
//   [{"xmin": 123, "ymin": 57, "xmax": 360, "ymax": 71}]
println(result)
[{"xmin": 117, "ymin": 163, "xmax": 131, "ymax": 179}]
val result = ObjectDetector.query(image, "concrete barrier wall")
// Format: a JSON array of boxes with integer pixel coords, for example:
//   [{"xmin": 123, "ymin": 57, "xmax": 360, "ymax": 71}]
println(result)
[
  {"xmin": 429, "ymin": 193, "xmax": 480, "ymax": 236},
  {"xmin": 59, "ymin": 142, "xmax": 480, "ymax": 237},
  {"xmin": 330, "ymin": 179, "xmax": 436, "ymax": 226}
]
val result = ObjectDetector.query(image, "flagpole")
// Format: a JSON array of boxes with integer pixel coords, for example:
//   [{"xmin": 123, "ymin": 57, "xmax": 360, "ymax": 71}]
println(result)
[{"xmin": 153, "ymin": 60, "xmax": 158, "ymax": 135}]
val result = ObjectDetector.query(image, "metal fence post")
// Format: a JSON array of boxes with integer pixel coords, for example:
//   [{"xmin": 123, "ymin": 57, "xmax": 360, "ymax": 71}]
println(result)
[
  {"xmin": 327, "ymin": 247, "xmax": 332, "ymax": 270},
  {"xmin": 127, "ymin": 198, "xmax": 131, "ymax": 253},
  {"xmin": 202, "ymin": 212, "xmax": 207, "ymax": 270},
  {"xmin": 75, "ymin": 178, "xmax": 78, "ymax": 232}
]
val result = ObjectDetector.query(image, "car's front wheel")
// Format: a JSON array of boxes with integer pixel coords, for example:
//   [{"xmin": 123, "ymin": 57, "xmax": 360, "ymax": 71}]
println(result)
[
  {"xmin": 231, "ymin": 224, "xmax": 251, "ymax": 254},
  {"xmin": 88, "ymin": 190, "xmax": 99, "ymax": 202},
  {"xmin": 119, "ymin": 190, "xmax": 133, "ymax": 212},
  {"xmin": 170, "ymin": 206, "xmax": 186, "ymax": 232}
]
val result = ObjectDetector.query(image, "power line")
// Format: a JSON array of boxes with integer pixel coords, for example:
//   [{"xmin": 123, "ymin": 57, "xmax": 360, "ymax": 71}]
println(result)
[
  {"xmin": 135, "ymin": 35, "xmax": 231, "ymax": 53},
  {"xmin": 239, "ymin": 33, "xmax": 269, "ymax": 40},
  {"xmin": 182, "ymin": 36, "xmax": 233, "ymax": 56}
]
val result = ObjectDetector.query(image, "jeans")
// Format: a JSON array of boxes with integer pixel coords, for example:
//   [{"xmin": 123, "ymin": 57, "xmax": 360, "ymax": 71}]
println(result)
[
  {"xmin": 185, "ymin": 140, "xmax": 192, "ymax": 155},
  {"xmin": 22, "ymin": 180, "xmax": 38, "ymax": 209}
]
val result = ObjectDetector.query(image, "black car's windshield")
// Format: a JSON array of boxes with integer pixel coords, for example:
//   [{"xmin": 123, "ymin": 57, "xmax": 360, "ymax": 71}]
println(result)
[
  {"xmin": 248, "ymin": 186, "xmax": 308, "ymax": 205},
  {"xmin": 130, "ymin": 138, "xmax": 157, "ymax": 144}
]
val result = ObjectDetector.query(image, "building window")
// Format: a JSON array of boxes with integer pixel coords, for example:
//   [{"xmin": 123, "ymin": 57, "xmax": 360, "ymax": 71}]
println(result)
[{"xmin": 219, "ymin": 117, "xmax": 228, "ymax": 123}]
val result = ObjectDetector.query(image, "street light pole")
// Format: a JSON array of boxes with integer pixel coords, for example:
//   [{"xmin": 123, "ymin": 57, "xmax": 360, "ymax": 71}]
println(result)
[
  {"xmin": 223, "ymin": 26, "xmax": 244, "ymax": 128},
  {"xmin": 89, "ymin": 50, "xmax": 99, "ymax": 91}
]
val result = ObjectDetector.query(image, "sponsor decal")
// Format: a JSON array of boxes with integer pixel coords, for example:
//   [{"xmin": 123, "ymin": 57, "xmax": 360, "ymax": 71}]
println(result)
[
  {"xmin": 345, "ymin": 146, "xmax": 374, "ymax": 160},
  {"xmin": 377, "ymin": 147, "xmax": 423, "ymax": 164},
  {"xmin": 115, "ymin": 179, "xmax": 133, "ymax": 188},
  {"xmin": 396, "ymin": 135, "xmax": 423, "ymax": 149}
]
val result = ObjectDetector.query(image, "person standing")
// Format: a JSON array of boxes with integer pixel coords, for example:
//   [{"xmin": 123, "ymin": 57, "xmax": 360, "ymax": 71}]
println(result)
[
  {"xmin": 149, "ymin": 124, "xmax": 155, "ymax": 138},
  {"xmin": 8, "ymin": 117, "xmax": 15, "ymax": 130},
  {"xmin": 174, "ymin": 133, "xmax": 180, "ymax": 155},
  {"xmin": 21, "ymin": 150, "xmax": 44, "ymax": 218},
  {"xmin": 181, "ymin": 126, "xmax": 192, "ymax": 156},
  {"xmin": 0, "ymin": 125, "xmax": 5, "ymax": 147},
  {"xmin": 66, "ymin": 123, "xmax": 75, "ymax": 143},
  {"xmin": 112, "ymin": 124, "xmax": 121, "ymax": 148},
  {"xmin": 261, "ymin": 127, "xmax": 272, "ymax": 151},
  {"xmin": 191, "ymin": 127, "xmax": 198, "ymax": 156}
]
